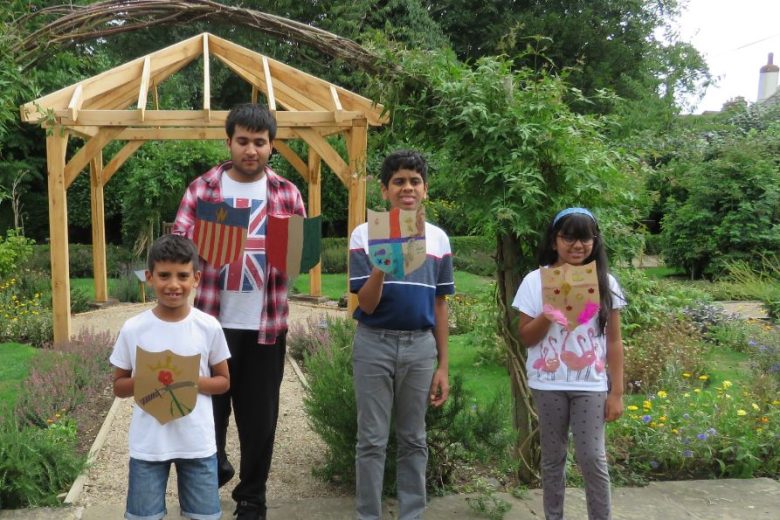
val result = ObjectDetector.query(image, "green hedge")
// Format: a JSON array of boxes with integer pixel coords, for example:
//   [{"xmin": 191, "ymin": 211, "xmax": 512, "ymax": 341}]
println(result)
[{"xmin": 28, "ymin": 244, "xmax": 136, "ymax": 278}]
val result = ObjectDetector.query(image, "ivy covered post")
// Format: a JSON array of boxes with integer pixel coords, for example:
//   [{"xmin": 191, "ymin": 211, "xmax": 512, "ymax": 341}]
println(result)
[{"xmin": 376, "ymin": 49, "xmax": 645, "ymax": 481}]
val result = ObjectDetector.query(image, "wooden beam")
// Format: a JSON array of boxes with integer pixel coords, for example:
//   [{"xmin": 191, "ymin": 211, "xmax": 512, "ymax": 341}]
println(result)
[
  {"xmin": 55, "ymin": 109, "xmax": 362, "ymax": 128},
  {"xmin": 307, "ymin": 149, "xmax": 322, "ymax": 297},
  {"xmin": 294, "ymin": 128, "xmax": 350, "ymax": 185},
  {"xmin": 21, "ymin": 34, "xmax": 203, "ymax": 121},
  {"xmin": 115, "ymin": 127, "xmax": 300, "ymax": 141},
  {"xmin": 64, "ymin": 128, "xmax": 125, "ymax": 187},
  {"xmin": 46, "ymin": 129, "xmax": 72, "ymax": 345},
  {"xmin": 251, "ymin": 86, "xmax": 258, "ymax": 104},
  {"xmin": 203, "ymin": 34, "xmax": 211, "ymax": 117},
  {"xmin": 138, "ymin": 56, "xmax": 151, "ymax": 121},
  {"xmin": 102, "ymin": 141, "xmax": 144, "ymax": 184},
  {"xmin": 330, "ymin": 85, "xmax": 343, "ymax": 111},
  {"xmin": 89, "ymin": 153, "xmax": 108, "ymax": 302},
  {"xmin": 67, "ymin": 84, "xmax": 83, "ymax": 122},
  {"xmin": 346, "ymin": 119, "xmax": 368, "ymax": 314},
  {"xmin": 262, "ymin": 56, "xmax": 276, "ymax": 111},
  {"xmin": 273, "ymin": 141, "xmax": 308, "ymax": 182},
  {"xmin": 89, "ymin": 58, "xmax": 193, "ymax": 111}
]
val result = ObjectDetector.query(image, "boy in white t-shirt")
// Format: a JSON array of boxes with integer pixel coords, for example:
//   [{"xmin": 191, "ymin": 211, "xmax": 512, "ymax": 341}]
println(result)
[{"xmin": 110, "ymin": 234, "xmax": 231, "ymax": 520}]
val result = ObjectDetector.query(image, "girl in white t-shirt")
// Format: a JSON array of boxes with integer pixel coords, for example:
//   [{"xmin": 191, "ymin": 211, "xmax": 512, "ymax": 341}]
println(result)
[{"xmin": 512, "ymin": 207, "xmax": 625, "ymax": 520}]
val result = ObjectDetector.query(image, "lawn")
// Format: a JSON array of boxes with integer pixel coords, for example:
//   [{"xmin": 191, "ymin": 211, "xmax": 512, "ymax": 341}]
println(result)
[
  {"xmin": 0, "ymin": 342, "xmax": 38, "ymax": 408},
  {"xmin": 292, "ymin": 271, "xmax": 493, "ymax": 301},
  {"xmin": 449, "ymin": 333, "xmax": 509, "ymax": 406}
]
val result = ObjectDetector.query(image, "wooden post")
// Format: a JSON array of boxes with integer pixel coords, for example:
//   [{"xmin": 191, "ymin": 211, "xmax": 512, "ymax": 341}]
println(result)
[
  {"xmin": 90, "ymin": 152, "xmax": 108, "ymax": 303},
  {"xmin": 307, "ymin": 149, "xmax": 322, "ymax": 297},
  {"xmin": 46, "ymin": 129, "xmax": 72, "ymax": 345},
  {"xmin": 346, "ymin": 118, "xmax": 368, "ymax": 314}
]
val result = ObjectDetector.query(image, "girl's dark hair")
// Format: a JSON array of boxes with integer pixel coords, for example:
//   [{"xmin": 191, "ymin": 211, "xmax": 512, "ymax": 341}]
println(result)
[
  {"xmin": 379, "ymin": 150, "xmax": 428, "ymax": 186},
  {"xmin": 225, "ymin": 103, "xmax": 277, "ymax": 141},
  {"xmin": 147, "ymin": 234, "xmax": 199, "ymax": 272},
  {"xmin": 537, "ymin": 212, "xmax": 613, "ymax": 334}
]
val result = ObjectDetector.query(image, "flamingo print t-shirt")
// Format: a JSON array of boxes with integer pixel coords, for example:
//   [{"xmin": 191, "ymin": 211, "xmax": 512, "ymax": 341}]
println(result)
[
  {"xmin": 218, "ymin": 174, "xmax": 268, "ymax": 330},
  {"xmin": 512, "ymin": 268, "xmax": 625, "ymax": 391}
]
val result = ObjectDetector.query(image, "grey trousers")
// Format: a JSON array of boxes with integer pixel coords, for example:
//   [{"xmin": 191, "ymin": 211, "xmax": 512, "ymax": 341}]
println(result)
[
  {"xmin": 353, "ymin": 323, "xmax": 437, "ymax": 520},
  {"xmin": 531, "ymin": 389, "xmax": 611, "ymax": 520}
]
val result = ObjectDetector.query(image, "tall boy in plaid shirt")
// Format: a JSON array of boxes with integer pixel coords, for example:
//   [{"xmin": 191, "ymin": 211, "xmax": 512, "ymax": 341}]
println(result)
[{"xmin": 174, "ymin": 103, "xmax": 305, "ymax": 520}]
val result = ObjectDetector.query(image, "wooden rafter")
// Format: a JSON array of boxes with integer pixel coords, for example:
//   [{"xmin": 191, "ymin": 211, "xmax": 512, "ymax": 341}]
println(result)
[
  {"xmin": 273, "ymin": 141, "xmax": 308, "ymax": 182},
  {"xmin": 64, "ymin": 127, "xmax": 125, "ymax": 187},
  {"xmin": 295, "ymin": 128, "xmax": 350, "ymax": 186},
  {"xmin": 138, "ymin": 56, "xmax": 151, "ymax": 120},
  {"xmin": 203, "ymin": 34, "xmax": 211, "ymax": 117}
]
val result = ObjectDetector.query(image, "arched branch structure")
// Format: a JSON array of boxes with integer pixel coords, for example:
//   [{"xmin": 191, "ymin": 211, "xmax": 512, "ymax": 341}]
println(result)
[{"xmin": 12, "ymin": 0, "xmax": 390, "ymax": 75}]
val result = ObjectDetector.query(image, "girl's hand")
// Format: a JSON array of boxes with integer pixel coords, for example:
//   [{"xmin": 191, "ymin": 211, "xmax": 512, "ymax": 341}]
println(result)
[
  {"xmin": 605, "ymin": 393, "xmax": 624, "ymax": 422},
  {"xmin": 543, "ymin": 304, "xmax": 569, "ymax": 328}
]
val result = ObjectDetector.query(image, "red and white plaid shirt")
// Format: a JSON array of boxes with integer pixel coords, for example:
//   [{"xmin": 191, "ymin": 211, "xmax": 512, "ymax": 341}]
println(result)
[{"xmin": 173, "ymin": 162, "xmax": 306, "ymax": 345}]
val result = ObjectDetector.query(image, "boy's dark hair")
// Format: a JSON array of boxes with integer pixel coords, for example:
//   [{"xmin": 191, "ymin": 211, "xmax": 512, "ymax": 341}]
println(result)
[
  {"xmin": 379, "ymin": 150, "xmax": 428, "ymax": 186},
  {"xmin": 537, "ymin": 212, "xmax": 613, "ymax": 335},
  {"xmin": 147, "ymin": 234, "xmax": 199, "ymax": 272},
  {"xmin": 225, "ymin": 103, "xmax": 277, "ymax": 141}
]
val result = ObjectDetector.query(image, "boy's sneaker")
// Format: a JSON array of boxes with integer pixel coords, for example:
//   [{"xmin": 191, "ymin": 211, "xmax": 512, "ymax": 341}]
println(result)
[
  {"xmin": 217, "ymin": 452, "xmax": 235, "ymax": 488},
  {"xmin": 234, "ymin": 500, "xmax": 265, "ymax": 520}
]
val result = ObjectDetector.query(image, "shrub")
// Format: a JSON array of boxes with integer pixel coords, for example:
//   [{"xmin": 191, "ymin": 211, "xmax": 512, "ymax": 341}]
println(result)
[
  {"xmin": 660, "ymin": 133, "xmax": 780, "ymax": 279},
  {"xmin": 0, "ymin": 230, "xmax": 34, "ymax": 279},
  {"xmin": 321, "ymin": 238, "xmax": 348, "ymax": 274},
  {"xmin": 609, "ymin": 377, "xmax": 780, "ymax": 481},
  {"xmin": 0, "ymin": 413, "xmax": 84, "ymax": 509},
  {"xmin": 722, "ymin": 256, "xmax": 780, "ymax": 321},
  {"xmin": 303, "ymin": 317, "xmax": 513, "ymax": 493},
  {"xmin": 287, "ymin": 314, "xmax": 331, "ymax": 367},
  {"xmin": 614, "ymin": 268, "xmax": 712, "ymax": 340},
  {"xmin": 0, "ymin": 276, "xmax": 52, "ymax": 347},
  {"xmin": 14, "ymin": 329, "xmax": 114, "ymax": 429},
  {"xmin": 623, "ymin": 319, "xmax": 706, "ymax": 394},
  {"xmin": 449, "ymin": 236, "xmax": 494, "ymax": 276},
  {"xmin": 29, "ymin": 244, "xmax": 136, "ymax": 278}
]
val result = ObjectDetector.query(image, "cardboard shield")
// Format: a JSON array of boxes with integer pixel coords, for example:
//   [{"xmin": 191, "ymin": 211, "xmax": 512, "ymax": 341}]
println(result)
[
  {"xmin": 367, "ymin": 207, "xmax": 426, "ymax": 278},
  {"xmin": 266, "ymin": 215, "xmax": 322, "ymax": 277},
  {"xmin": 541, "ymin": 261, "xmax": 600, "ymax": 331},
  {"xmin": 134, "ymin": 347, "xmax": 200, "ymax": 425},
  {"xmin": 193, "ymin": 198, "xmax": 250, "ymax": 267}
]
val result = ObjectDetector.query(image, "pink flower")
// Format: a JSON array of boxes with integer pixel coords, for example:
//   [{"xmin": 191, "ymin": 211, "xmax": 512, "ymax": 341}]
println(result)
[{"xmin": 577, "ymin": 301, "xmax": 600, "ymax": 325}]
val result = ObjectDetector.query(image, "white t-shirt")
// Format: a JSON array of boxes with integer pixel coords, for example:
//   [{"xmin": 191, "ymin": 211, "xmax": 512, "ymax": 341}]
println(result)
[
  {"xmin": 218, "ymin": 174, "xmax": 268, "ymax": 329},
  {"xmin": 109, "ymin": 308, "xmax": 230, "ymax": 461},
  {"xmin": 511, "ymin": 268, "xmax": 626, "ymax": 391}
]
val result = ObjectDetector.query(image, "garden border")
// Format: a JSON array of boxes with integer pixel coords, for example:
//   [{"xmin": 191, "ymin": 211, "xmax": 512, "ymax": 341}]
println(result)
[{"xmin": 64, "ymin": 395, "xmax": 123, "ymax": 504}]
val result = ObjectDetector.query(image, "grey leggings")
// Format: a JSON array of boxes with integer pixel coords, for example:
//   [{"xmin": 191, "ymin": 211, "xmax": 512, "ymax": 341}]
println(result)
[{"xmin": 531, "ymin": 389, "xmax": 611, "ymax": 520}]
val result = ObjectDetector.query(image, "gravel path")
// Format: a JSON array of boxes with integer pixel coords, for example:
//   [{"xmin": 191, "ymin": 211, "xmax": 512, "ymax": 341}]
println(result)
[{"xmin": 71, "ymin": 301, "xmax": 348, "ymax": 507}]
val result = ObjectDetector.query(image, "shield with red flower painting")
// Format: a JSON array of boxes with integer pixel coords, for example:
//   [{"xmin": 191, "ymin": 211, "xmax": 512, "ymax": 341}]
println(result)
[
  {"xmin": 134, "ymin": 347, "xmax": 200, "ymax": 425},
  {"xmin": 541, "ymin": 261, "xmax": 600, "ymax": 331}
]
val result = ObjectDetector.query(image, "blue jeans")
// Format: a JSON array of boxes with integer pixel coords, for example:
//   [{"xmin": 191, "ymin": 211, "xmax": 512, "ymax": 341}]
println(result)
[
  {"xmin": 126, "ymin": 454, "xmax": 222, "ymax": 520},
  {"xmin": 353, "ymin": 323, "xmax": 437, "ymax": 520}
]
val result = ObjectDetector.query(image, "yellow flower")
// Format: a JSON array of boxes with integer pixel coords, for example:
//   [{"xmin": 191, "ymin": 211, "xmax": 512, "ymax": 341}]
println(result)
[
  {"xmin": 752, "ymin": 403, "xmax": 760, "ymax": 411},
  {"xmin": 694, "ymin": 388, "xmax": 701, "ymax": 393},
  {"xmin": 660, "ymin": 415, "xmax": 667, "ymax": 422},
  {"xmin": 657, "ymin": 390, "xmax": 668, "ymax": 399},
  {"xmin": 682, "ymin": 372, "xmax": 691, "ymax": 378},
  {"xmin": 627, "ymin": 405, "xmax": 638, "ymax": 411},
  {"xmin": 722, "ymin": 380, "xmax": 733, "ymax": 389},
  {"xmin": 643, "ymin": 400, "xmax": 652, "ymax": 410},
  {"xmin": 672, "ymin": 429, "xmax": 679, "ymax": 435},
  {"xmin": 773, "ymin": 400, "xmax": 780, "ymax": 406},
  {"xmin": 737, "ymin": 409, "xmax": 747, "ymax": 416},
  {"xmin": 698, "ymin": 375, "xmax": 709, "ymax": 381},
  {"xmin": 683, "ymin": 393, "xmax": 690, "ymax": 398}
]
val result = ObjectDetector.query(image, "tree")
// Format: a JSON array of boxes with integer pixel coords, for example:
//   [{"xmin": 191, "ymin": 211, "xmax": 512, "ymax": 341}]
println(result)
[{"xmin": 371, "ymin": 48, "xmax": 646, "ymax": 480}]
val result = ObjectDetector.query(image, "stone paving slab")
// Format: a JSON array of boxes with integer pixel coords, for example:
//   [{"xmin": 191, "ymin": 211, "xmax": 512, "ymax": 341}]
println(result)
[{"xmin": 2, "ymin": 478, "xmax": 778, "ymax": 519}]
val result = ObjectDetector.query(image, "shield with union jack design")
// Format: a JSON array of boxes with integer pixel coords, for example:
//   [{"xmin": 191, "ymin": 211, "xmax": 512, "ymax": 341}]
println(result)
[
  {"xmin": 193, "ymin": 199, "xmax": 250, "ymax": 267},
  {"xmin": 220, "ymin": 196, "xmax": 267, "ymax": 292}
]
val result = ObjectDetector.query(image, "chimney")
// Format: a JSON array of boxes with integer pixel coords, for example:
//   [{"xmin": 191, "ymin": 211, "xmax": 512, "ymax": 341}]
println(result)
[{"xmin": 757, "ymin": 52, "xmax": 779, "ymax": 103}]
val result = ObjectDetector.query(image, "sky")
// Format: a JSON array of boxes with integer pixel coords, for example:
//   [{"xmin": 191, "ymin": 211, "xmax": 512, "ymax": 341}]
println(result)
[{"xmin": 674, "ymin": 0, "xmax": 780, "ymax": 113}]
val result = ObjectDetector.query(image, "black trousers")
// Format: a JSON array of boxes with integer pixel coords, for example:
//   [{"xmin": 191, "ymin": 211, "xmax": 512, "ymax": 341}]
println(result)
[{"xmin": 213, "ymin": 329, "xmax": 286, "ymax": 509}]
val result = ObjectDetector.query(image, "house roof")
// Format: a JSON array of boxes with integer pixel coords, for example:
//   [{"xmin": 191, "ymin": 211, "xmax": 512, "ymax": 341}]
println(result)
[{"xmin": 20, "ymin": 32, "xmax": 387, "ymax": 139}]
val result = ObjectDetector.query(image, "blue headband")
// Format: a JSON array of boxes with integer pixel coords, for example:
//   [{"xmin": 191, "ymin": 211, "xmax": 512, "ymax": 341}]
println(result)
[{"xmin": 553, "ymin": 207, "xmax": 596, "ymax": 226}]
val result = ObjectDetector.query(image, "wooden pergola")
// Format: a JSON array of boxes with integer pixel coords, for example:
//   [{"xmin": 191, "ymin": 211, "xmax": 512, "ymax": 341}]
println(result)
[{"xmin": 19, "ymin": 32, "xmax": 387, "ymax": 345}]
